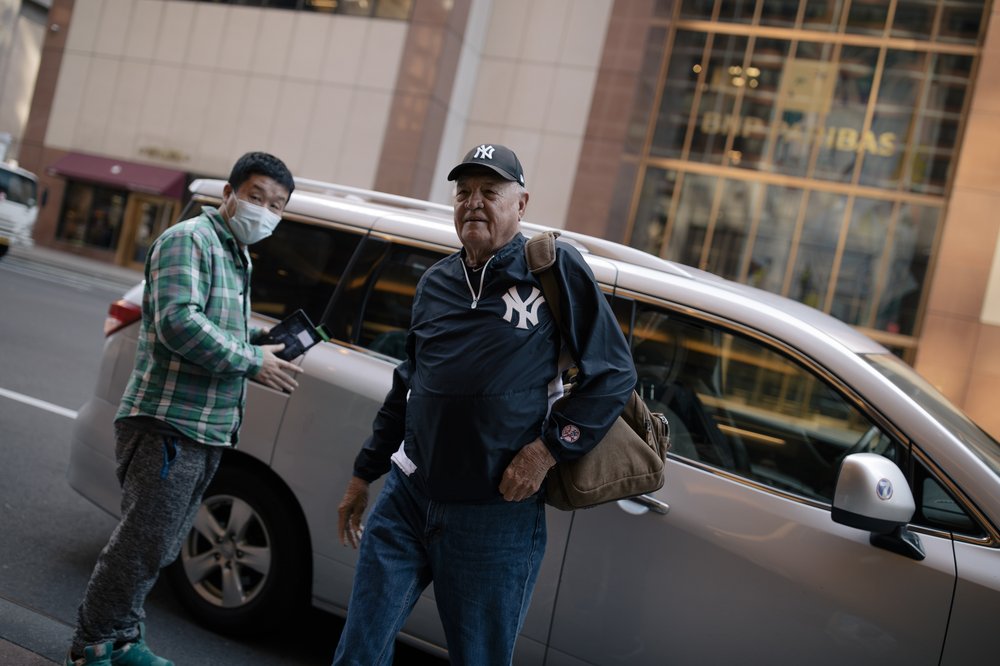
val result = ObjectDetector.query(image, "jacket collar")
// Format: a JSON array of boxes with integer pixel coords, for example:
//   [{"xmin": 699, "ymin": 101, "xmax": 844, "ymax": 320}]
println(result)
[
  {"xmin": 204, "ymin": 206, "xmax": 249, "ymax": 261},
  {"xmin": 459, "ymin": 232, "xmax": 526, "ymax": 269}
]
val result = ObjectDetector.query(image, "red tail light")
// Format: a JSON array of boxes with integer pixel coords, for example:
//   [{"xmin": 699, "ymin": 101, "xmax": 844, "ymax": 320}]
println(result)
[{"xmin": 104, "ymin": 299, "xmax": 142, "ymax": 336}]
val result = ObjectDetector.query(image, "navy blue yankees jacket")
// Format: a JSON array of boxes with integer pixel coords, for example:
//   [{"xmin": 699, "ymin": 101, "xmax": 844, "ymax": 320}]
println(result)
[{"xmin": 352, "ymin": 232, "xmax": 637, "ymax": 502}]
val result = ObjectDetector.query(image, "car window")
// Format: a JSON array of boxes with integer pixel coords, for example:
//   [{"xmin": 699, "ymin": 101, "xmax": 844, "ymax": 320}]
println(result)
[
  {"xmin": 250, "ymin": 221, "xmax": 362, "ymax": 323},
  {"xmin": 0, "ymin": 168, "xmax": 37, "ymax": 205},
  {"xmin": 626, "ymin": 300, "xmax": 902, "ymax": 503},
  {"xmin": 335, "ymin": 239, "xmax": 447, "ymax": 360},
  {"xmin": 913, "ymin": 462, "xmax": 983, "ymax": 537}
]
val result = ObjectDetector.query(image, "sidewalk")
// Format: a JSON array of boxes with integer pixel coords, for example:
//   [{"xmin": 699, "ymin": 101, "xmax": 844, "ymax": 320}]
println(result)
[{"xmin": 6, "ymin": 243, "xmax": 144, "ymax": 292}]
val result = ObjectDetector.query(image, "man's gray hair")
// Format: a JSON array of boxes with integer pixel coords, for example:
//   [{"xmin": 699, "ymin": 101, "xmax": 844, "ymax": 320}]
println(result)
[{"xmin": 451, "ymin": 179, "xmax": 527, "ymax": 197}]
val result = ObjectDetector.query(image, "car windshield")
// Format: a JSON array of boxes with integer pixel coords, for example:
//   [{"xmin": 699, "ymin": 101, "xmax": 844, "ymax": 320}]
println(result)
[
  {"xmin": 0, "ymin": 168, "xmax": 37, "ymax": 206},
  {"xmin": 866, "ymin": 353, "xmax": 1000, "ymax": 476}
]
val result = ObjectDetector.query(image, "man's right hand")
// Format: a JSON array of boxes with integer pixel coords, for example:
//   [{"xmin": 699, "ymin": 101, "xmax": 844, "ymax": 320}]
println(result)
[{"xmin": 338, "ymin": 476, "xmax": 370, "ymax": 548}]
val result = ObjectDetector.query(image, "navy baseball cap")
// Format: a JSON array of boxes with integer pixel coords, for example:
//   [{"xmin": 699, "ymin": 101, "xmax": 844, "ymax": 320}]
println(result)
[{"xmin": 447, "ymin": 144, "xmax": 525, "ymax": 186}]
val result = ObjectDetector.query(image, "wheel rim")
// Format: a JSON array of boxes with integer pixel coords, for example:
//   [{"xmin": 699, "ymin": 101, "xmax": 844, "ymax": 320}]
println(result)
[{"xmin": 179, "ymin": 494, "xmax": 273, "ymax": 608}]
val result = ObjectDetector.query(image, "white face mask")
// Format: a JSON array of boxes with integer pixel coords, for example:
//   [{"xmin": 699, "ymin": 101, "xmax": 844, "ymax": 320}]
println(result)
[{"xmin": 227, "ymin": 198, "xmax": 281, "ymax": 245}]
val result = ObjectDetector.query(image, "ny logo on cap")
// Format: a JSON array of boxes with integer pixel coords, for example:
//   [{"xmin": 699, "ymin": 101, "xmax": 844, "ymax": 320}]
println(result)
[{"xmin": 474, "ymin": 144, "xmax": 496, "ymax": 160}]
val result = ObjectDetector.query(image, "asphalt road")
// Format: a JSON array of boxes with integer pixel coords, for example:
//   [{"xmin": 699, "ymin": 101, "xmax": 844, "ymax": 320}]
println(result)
[{"xmin": 0, "ymin": 253, "xmax": 444, "ymax": 665}]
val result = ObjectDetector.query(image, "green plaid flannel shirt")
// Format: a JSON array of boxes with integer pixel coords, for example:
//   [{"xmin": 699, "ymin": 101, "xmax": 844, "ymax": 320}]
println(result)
[{"xmin": 116, "ymin": 207, "xmax": 265, "ymax": 446}]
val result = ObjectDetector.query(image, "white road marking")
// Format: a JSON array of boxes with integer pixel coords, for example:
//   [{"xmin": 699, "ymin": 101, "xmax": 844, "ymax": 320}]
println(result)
[{"xmin": 0, "ymin": 387, "xmax": 78, "ymax": 419}]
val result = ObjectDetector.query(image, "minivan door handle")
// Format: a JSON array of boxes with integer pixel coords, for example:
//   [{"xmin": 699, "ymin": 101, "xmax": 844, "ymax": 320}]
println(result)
[{"xmin": 617, "ymin": 494, "xmax": 670, "ymax": 515}]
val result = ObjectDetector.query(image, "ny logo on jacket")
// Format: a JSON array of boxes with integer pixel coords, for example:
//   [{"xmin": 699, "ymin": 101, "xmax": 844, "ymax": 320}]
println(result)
[{"xmin": 502, "ymin": 285, "xmax": 545, "ymax": 329}]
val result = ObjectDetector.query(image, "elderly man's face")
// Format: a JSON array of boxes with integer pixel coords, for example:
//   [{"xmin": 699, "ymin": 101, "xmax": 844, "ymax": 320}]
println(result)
[{"xmin": 453, "ymin": 167, "xmax": 528, "ymax": 265}]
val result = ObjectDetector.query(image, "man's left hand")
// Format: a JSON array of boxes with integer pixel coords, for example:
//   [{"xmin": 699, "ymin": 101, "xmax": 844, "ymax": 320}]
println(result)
[{"xmin": 499, "ymin": 438, "xmax": 556, "ymax": 501}]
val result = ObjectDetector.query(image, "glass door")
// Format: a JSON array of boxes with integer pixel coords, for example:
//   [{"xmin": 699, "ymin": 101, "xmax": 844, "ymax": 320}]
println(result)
[{"xmin": 117, "ymin": 195, "xmax": 177, "ymax": 269}]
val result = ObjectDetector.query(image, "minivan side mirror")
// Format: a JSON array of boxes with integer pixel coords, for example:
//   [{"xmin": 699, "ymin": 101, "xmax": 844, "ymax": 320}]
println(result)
[{"xmin": 832, "ymin": 453, "xmax": 925, "ymax": 561}]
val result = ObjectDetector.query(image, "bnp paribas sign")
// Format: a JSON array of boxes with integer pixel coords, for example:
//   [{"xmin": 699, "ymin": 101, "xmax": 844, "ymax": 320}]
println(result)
[
  {"xmin": 699, "ymin": 111, "xmax": 898, "ymax": 158},
  {"xmin": 698, "ymin": 57, "xmax": 899, "ymax": 159}
]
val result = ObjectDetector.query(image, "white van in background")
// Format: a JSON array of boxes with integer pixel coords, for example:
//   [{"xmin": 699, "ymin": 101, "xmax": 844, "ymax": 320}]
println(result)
[{"xmin": 0, "ymin": 162, "xmax": 40, "ymax": 259}]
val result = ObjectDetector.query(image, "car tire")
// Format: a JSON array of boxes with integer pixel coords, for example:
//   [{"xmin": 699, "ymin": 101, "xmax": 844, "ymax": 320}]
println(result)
[{"xmin": 165, "ymin": 465, "xmax": 309, "ymax": 636}]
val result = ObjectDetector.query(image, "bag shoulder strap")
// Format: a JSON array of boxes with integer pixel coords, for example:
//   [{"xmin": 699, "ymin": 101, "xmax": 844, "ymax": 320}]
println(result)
[
  {"xmin": 525, "ymin": 231, "xmax": 563, "ymax": 330},
  {"xmin": 525, "ymin": 230, "xmax": 560, "ymax": 272}
]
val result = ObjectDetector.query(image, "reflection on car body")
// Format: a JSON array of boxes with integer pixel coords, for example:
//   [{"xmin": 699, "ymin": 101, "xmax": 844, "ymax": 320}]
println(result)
[{"xmin": 68, "ymin": 177, "xmax": 1000, "ymax": 665}]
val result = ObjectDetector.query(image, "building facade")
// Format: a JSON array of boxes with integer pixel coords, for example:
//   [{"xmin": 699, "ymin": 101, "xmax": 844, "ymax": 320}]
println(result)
[
  {"xmin": 17, "ymin": 0, "xmax": 1000, "ymax": 436},
  {"xmin": 0, "ymin": 0, "xmax": 49, "ymax": 162}
]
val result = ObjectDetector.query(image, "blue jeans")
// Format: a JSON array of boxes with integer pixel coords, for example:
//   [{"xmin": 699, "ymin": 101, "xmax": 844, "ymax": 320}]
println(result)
[{"xmin": 332, "ymin": 466, "xmax": 547, "ymax": 666}]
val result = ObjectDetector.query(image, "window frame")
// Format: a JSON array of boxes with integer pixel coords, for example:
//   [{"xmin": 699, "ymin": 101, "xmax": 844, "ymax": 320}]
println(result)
[
  {"xmin": 610, "ymin": 286, "xmax": 990, "ymax": 541},
  {"xmin": 323, "ymin": 233, "xmax": 454, "ymax": 357},
  {"xmin": 248, "ymin": 215, "xmax": 366, "ymax": 324}
]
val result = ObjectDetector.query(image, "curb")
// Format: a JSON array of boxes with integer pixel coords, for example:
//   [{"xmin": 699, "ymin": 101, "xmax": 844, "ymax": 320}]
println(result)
[{"xmin": 0, "ymin": 596, "xmax": 69, "ymax": 665}]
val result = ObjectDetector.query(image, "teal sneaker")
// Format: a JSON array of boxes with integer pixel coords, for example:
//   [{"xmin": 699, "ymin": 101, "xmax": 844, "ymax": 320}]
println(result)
[
  {"xmin": 65, "ymin": 641, "xmax": 113, "ymax": 666},
  {"xmin": 110, "ymin": 624, "xmax": 173, "ymax": 666}
]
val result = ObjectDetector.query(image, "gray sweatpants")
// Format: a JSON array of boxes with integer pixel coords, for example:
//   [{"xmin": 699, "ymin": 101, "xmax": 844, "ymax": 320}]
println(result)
[{"xmin": 71, "ymin": 421, "xmax": 223, "ymax": 652}]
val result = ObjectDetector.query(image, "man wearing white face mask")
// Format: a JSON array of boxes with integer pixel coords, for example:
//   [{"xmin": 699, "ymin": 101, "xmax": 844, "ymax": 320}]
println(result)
[{"xmin": 66, "ymin": 152, "xmax": 302, "ymax": 666}]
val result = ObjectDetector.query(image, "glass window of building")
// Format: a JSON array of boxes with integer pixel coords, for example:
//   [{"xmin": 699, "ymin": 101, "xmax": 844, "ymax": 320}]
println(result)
[
  {"xmin": 56, "ymin": 182, "xmax": 127, "ymax": 251},
  {"xmin": 625, "ymin": 0, "xmax": 987, "ymax": 360}
]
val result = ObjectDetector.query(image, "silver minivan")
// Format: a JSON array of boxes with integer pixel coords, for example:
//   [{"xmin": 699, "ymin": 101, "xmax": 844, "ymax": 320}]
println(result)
[{"xmin": 69, "ymin": 177, "xmax": 1000, "ymax": 665}]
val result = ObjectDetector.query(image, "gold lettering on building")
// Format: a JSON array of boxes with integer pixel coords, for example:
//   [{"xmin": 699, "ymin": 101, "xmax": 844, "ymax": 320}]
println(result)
[
  {"xmin": 138, "ymin": 146, "xmax": 191, "ymax": 163},
  {"xmin": 700, "ymin": 112, "xmax": 896, "ymax": 157}
]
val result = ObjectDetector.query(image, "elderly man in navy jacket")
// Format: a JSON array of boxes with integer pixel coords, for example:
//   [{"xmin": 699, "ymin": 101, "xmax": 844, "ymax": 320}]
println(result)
[{"xmin": 332, "ymin": 144, "xmax": 636, "ymax": 666}]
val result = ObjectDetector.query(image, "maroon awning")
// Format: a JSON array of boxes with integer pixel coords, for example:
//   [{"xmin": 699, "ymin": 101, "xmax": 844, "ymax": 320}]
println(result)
[{"xmin": 47, "ymin": 152, "xmax": 187, "ymax": 199}]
